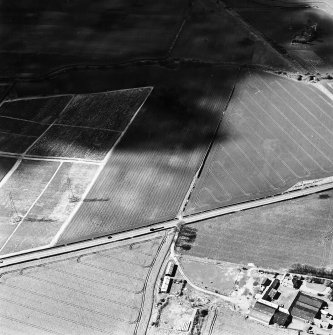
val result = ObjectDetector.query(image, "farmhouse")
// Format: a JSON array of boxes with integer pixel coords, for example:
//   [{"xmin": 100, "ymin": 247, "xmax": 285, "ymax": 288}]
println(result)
[{"xmin": 290, "ymin": 292, "xmax": 325, "ymax": 322}]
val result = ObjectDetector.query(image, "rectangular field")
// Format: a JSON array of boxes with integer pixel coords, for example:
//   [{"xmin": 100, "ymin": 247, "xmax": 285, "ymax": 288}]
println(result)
[
  {"xmin": 0, "ymin": 237, "xmax": 163, "ymax": 335},
  {"xmin": 57, "ymin": 87, "xmax": 152, "ymax": 131},
  {"xmin": 0, "ymin": 160, "xmax": 60, "ymax": 250},
  {"xmin": 184, "ymin": 70, "xmax": 333, "ymax": 215},
  {"xmin": 27, "ymin": 125, "xmax": 121, "ymax": 161},
  {"xmin": 0, "ymin": 95, "xmax": 72, "ymax": 124},
  {"xmin": 179, "ymin": 189, "xmax": 333, "ymax": 270},
  {"xmin": 56, "ymin": 66, "xmax": 239, "ymax": 244},
  {"xmin": 0, "ymin": 162, "xmax": 98, "ymax": 255},
  {"xmin": 0, "ymin": 157, "xmax": 16, "ymax": 182},
  {"xmin": 0, "ymin": 117, "xmax": 47, "ymax": 154}
]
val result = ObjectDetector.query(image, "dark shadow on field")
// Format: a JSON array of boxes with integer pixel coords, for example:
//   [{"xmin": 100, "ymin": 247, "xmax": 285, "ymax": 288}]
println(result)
[{"xmin": 0, "ymin": 0, "xmax": 188, "ymax": 77}]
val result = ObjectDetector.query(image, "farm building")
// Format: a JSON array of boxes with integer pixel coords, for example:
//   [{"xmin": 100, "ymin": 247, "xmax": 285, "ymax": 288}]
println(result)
[
  {"xmin": 249, "ymin": 301, "xmax": 277, "ymax": 325},
  {"xmin": 262, "ymin": 279, "xmax": 280, "ymax": 301},
  {"xmin": 161, "ymin": 276, "xmax": 173, "ymax": 293},
  {"xmin": 261, "ymin": 277, "xmax": 271, "ymax": 287},
  {"xmin": 272, "ymin": 309, "xmax": 292, "ymax": 327},
  {"xmin": 165, "ymin": 261, "xmax": 176, "ymax": 277},
  {"xmin": 290, "ymin": 292, "xmax": 325, "ymax": 322}
]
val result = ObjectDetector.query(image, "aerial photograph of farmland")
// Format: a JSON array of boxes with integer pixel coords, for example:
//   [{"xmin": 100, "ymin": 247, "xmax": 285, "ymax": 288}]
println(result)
[{"xmin": 1, "ymin": 0, "xmax": 333, "ymax": 334}]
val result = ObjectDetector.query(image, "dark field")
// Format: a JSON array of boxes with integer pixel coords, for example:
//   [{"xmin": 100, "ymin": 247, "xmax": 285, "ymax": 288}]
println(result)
[
  {"xmin": 0, "ymin": 162, "xmax": 98, "ymax": 255},
  {"xmin": 179, "ymin": 190, "xmax": 333, "ymax": 270},
  {"xmin": 0, "ymin": 237, "xmax": 163, "ymax": 334},
  {"xmin": 56, "ymin": 66, "xmax": 239, "ymax": 244},
  {"xmin": 0, "ymin": 95, "xmax": 72, "ymax": 124},
  {"xmin": 172, "ymin": 0, "xmax": 293, "ymax": 71},
  {"xmin": 185, "ymin": 70, "xmax": 333, "ymax": 215},
  {"xmin": 228, "ymin": 3, "xmax": 333, "ymax": 72},
  {"xmin": 0, "ymin": 0, "xmax": 188, "ymax": 76},
  {"xmin": 27, "ymin": 125, "xmax": 120, "ymax": 160},
  {"xmin": 0, "ymin": 117, "xmax": 47, "ymax": 154},
  {"xmin": 0, "ymin": 160, "xmax": 60, "ymax": 250},
  {"xmin": 57, "ymin": 87, "xmax": 151, "ymax": 131},
  {"xmin": 0, "ymin": 157, "xmax": 16, "ymax": 182},
  {"xmin": 172, "ymin": 0, "xmax": 254, "ymax": 64}
]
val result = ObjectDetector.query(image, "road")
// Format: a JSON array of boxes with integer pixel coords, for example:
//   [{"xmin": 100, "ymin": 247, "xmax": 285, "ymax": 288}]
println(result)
[{"xmin": 1, "ymin": 179, "xmax": 332, "ymax": 268}]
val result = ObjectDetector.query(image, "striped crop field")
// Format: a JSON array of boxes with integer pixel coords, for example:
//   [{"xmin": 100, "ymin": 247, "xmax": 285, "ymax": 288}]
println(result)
[
  {"xmin": 0, "ymin": 117, "xmax": 47, "ymax": 154},
  {"xmin": 0, "ymin": 237, "xmax": 164, "ymax": 335},
  {"xmin": 57, "ymin": 87, "xmax": 152, "ymax": 131},
  {"xmin": 0, "ymin": 162, "xmax": 98, "ymax": 256},
  {"xmin": 178, "ymin": 189, "xmax": 333, "ymax": 270},
  {"xmin": 27, "ymin": 125, "xmax": 121, "ymax": 161},
  {"xmin": 184, "ymin": 70, "xmax": 333, "ymax": 215},
  {"xmin": 57, "ymin": 66, "xmax": 239, "ymax": 244},
  {"xmin": 0, "ymin": 95, "xmax": 72, "ymax": 124},
  {"xmin": 0, "ymin": 160, "xmax": 60, "ymax": 250}
]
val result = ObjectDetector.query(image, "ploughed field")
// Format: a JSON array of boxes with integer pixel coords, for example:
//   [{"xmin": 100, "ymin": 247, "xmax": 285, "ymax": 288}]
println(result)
[
  {"xmin": 0, "ymin": 87, "xmax": 151, "ymax": 160},
  {"xmin": 178, "ymin": 190, "xmax": 333, "ymax": 270},
  {"xmin": 0, "ymin": 237, "xmax": 163, "ymax": 335},
  {"xmin": 57, "ymin": 66, "xmax": 239, "ymax": 244},
  {"xmin": 184, "ymin": 70, "xmax": 333, "ymax": 215}
]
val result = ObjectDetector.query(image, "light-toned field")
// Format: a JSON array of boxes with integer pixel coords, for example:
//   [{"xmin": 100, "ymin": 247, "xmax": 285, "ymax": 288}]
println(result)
[
  {"xmin": 0, "ymin": 236, "xmax": 165, "ymax": 335},
  {"xmin": 180, "ymin": 258, "xmax": 239, "ymax": 295},
  {"xmin": 180, "ymin": 189, "xmax": 333, "ymax": 270},
  {"xmin": 0, "ymin": 160, "xmax": 60, "ymax": 250},
  {"xmin": 0, "ymin": 162, "xmax": 98, "ymax": 255}
]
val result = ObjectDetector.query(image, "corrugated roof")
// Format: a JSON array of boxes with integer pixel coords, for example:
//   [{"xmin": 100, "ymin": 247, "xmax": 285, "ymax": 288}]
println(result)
[
  {"xmin": 253, "ymin": 301, "xmax": 276, "ymax": 315},
  {"xmin": 249, "ymin": 309, "xmax": 274, "ymax": 324},
  {"xmin": 297, "ymin": 293, "xmax": 324, "ymax": 309}
]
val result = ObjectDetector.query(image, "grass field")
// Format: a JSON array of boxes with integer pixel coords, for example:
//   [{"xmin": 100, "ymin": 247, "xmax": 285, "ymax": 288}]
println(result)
[
  {"xmin": 0, "ymin": 96, "xmax": 72, "ymax": 124},
  {"xmin": 0, "ymin": 162, "xmax": 98, "ymax": 255},
  {"xmin": 179, "ymin": 189, "xmax": 333, "ymax": 270},
  {"xmin": 57, "ymin": 87, "xmax": 151, "ymax": 131},
  {"xmin": 27, "ymin": 125, "xmax": 120, "ymax": 160},
  {"xmin": 0, "ymin": 117, "xmax": 47, "ymax": 153},
  {"xmin": 56, "ymin": 66, "xmax": 239, "ymax": 244},
  {"xmin": 0, "ymin": 160, "xmax": 60, "ymax": 250},
  {"xmin": 180, "ymin": 258, "xmax": 239, "ymax": 295},
  {"xmin": 0, "ymin": 237, "xmax": 164, "ymax": 335},
  {"xmin": 0, "ymin": 157, "xmax": 16, "ymax": 182},
  {"xmin": 0, "ymin": 0, "xmax": 188, "ymax": 76},
  {"xmin": 185, "ymin": 70, "xmax": 333, "ymax": 215}
]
